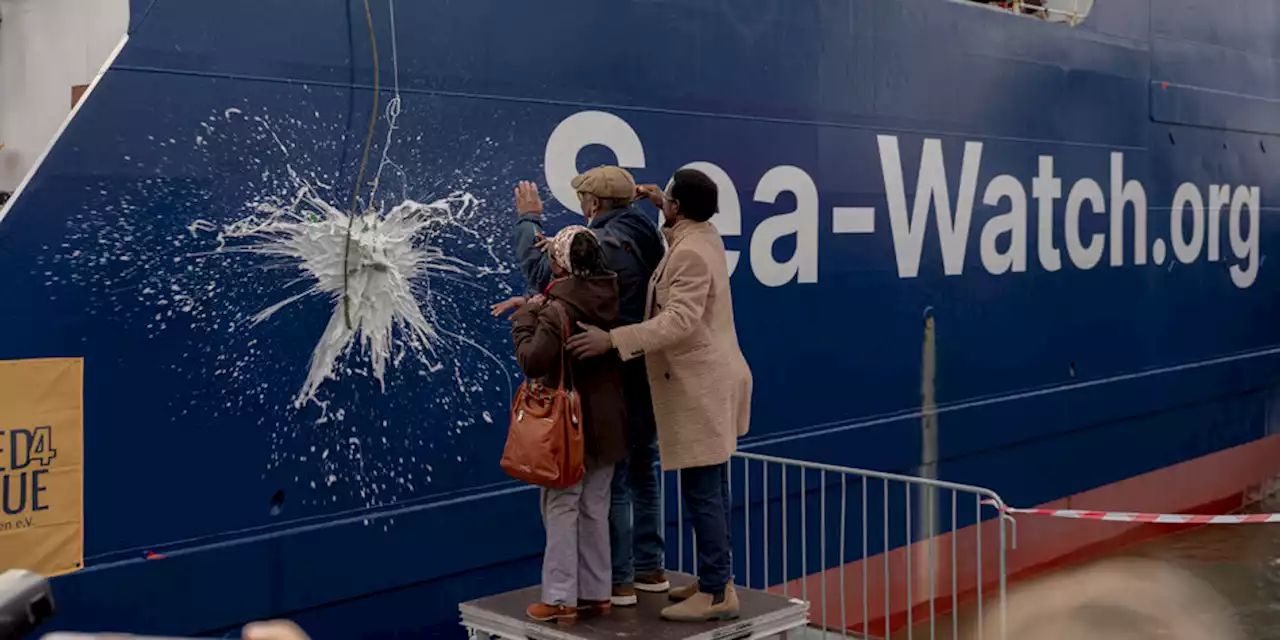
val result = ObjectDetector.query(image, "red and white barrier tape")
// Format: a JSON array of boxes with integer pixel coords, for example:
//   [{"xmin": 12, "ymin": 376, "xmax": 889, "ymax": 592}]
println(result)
[{"xmin": 982, "ymin": 500, "xmax": 1280, "ymax": 525}]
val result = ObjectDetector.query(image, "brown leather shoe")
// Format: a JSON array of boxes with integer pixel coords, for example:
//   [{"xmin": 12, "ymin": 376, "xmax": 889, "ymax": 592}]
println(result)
[
  {"xmin": 526, "ymin": 603, "xmax": 577, "ymax": 622},
  {"xmin": 610, "ymin": 585, "xmax": 638, "ymax": 607},
  {"xmin": 660, "ymin": 586, "xmax": 740, "ymax": 622},
  {"xmin": 635, "ymin": 570, "xmax": 671, "ymax": 593},
  {"xmin": 577, "ymin": 599, "xmax": 612, "ymax": 617}
]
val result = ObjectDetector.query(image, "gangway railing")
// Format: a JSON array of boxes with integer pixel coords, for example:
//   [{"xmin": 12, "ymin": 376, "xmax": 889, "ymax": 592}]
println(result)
[
  {"xmin": 660, "ymin": 452, "xmax": 1016, "ymax": 639},
  {"xmin": 959, "ymin": 0, "xmax": 1094, "ymax": 26},
  {"xmin": 1015, "ymin": 0, "xmax": 1094, "ymax": 25}
]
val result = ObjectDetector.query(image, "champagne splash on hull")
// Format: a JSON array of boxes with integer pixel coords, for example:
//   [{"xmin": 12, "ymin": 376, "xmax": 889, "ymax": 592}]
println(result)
[{"xmin": 211, "ymin": 187, "xmax": 491, "ymax": 407}]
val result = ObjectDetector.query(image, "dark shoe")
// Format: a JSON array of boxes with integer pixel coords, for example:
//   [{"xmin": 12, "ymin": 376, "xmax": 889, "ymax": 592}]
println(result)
[
  {"xmin": 611, "ymin": 585, "xmax": 638, "ymax": 607},
  {"xmin": 668, "ymin": 579, "xmax": 700, "ymax": 602},
  {"xmin": 635, "ymin": 570, "xmax": 671, "ymax": 593},
  {"xmin": 527, "ymin": 603, "xmax": 577, "ymax": 622},
  {"xmin": 660, "ymin": 587, "xmax": 740, "ymax": 622},
  {"xmin": 578, "ymin": 599, "xmax": 612, "ymax": 617}
]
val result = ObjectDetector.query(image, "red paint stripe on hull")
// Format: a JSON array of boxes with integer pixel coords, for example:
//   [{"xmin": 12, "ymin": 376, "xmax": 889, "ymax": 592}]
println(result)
[{"xmin": 776, "ymin": 434, "xmax": 1280, "ymax": 635}]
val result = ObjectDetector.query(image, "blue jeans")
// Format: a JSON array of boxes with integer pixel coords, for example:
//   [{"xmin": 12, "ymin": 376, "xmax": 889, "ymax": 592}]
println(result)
[
  {"xmin": 681, "ymin": 462, "xmax": 732, "ymax": 595},
  {"xmin": 609, "ymin": 430, "xmax": 665, "ymax": 585}
]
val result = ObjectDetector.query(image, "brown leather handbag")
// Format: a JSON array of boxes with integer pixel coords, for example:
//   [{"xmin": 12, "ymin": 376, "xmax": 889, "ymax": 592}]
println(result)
[{"xmin": 500, "ymin": 301, "xmax": 585, "ymax": 490}]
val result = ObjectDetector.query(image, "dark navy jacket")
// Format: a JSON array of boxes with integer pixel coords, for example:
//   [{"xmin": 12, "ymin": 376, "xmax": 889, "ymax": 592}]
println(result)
[{"xmin": 514, "ymin": 204, "xmax": 665, "ymax": 326}]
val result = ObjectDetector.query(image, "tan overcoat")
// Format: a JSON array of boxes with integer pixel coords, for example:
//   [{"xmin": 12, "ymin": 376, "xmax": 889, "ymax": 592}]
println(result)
[{"xmin": 610, "ymin": 219, "xmax": 752, "ymax": 471}]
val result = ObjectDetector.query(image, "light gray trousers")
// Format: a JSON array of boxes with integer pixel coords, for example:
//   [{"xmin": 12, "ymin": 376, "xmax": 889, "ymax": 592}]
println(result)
[{"xmin": 541, "ymin": 464, "xmax": 614, "ymax": 606}]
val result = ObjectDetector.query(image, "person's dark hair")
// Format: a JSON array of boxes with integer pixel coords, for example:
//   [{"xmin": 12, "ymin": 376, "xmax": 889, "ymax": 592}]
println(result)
[
  {"xmin": 669, "ymin": 169, "xmax": 718, "ymax": 222},
  {"xmin": 569, "ymin": 231, "xmax": 612, "ymax": 277}
]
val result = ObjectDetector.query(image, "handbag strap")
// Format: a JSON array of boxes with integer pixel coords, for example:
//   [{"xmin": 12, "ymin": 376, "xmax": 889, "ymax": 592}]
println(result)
[{"xmin": 548, "ymin": 299, "xmax": 574, "ymax": 392}]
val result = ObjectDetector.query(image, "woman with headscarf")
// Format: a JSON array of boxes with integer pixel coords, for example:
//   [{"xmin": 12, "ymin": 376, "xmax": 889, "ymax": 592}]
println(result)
[{"xmin": 491, "ymin": 225, "xmax": 629, "ymax": 623}]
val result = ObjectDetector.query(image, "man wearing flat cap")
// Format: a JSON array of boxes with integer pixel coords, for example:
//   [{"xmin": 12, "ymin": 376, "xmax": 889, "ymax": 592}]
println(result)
[{"xmin": 505, "ymin": 166, "xmax": 669, "ymax": 607}]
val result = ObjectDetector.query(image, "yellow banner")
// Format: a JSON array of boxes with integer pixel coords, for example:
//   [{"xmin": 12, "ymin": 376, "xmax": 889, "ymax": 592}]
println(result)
[{"xmin": 0, "ymin": 358, "xmax": 83, "ymax": 576}]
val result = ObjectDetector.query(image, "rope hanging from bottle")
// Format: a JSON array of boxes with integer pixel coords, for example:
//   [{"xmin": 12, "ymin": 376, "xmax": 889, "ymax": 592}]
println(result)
[{"xmin": 341, "ymin": 0, "xmax": 382, "ymax": 331}]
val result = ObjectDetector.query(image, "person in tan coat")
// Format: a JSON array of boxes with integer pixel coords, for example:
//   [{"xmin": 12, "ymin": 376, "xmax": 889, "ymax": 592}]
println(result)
[{"xmin": 568, "ymin": 168, "xmax": 752, "ymax": 622}]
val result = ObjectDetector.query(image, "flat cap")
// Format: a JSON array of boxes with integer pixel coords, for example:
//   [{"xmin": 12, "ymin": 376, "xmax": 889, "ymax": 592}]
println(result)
[{"xmin": 571, "ymin": 165, "xmax": 636, "ymax": 200}]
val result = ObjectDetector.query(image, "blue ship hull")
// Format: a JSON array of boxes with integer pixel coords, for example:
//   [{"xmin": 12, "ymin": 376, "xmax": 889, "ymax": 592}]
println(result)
[{"xmin": 3, "ymin": 0, "xmax": 1280, "ymax": 636}]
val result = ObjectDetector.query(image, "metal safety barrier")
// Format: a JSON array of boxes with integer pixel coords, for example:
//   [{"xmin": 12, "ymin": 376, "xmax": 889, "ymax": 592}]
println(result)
[{"xmin": 661, "ymin": 452, "xmax": 1016, "ymax": 639}]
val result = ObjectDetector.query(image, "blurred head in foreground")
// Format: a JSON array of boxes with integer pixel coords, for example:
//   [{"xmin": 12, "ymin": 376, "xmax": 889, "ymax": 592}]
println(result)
[
  {"xmin": 977, "ymin": 559, "xmax": 1243, "ymax": 640},
  {"xmin": 242, "ymin": 620, "xmax": 311, "ymax": 640}
]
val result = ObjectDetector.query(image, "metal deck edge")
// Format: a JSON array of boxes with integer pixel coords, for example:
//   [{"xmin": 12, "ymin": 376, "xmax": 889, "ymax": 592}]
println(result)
[{"xmin": 460, "ymin": 598, "xmax": 809, "ymax": 640}]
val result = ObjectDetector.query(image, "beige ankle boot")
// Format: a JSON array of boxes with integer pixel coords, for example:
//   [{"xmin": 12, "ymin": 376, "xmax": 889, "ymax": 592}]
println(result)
[
  {"xmin": 660, "ymin": 585, "xmax": 739, "ymax": 622},
  {"xmin": 668, "ymin": 580, "xmax": 700, "ymax": 602}
]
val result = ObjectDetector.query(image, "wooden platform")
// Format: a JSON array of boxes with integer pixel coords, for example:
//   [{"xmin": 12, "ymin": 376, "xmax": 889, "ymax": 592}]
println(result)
[{"xmin": 459, "ymin": 573, "xmax": 809, "ymax": 640}]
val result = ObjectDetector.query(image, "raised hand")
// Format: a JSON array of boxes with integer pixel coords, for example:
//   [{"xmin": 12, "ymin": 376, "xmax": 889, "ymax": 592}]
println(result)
[
  {"xmin": 635, "ymin": 184, "xmax": 666, "ymax": 208},
  {"xmin": 515, "ymin": 181, "xmax": 543, "ymax": 216}
]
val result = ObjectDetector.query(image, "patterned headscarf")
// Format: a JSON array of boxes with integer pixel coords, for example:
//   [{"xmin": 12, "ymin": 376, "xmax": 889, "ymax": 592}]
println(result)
[{"xmin": 549, "ymin": 225, "xmax": 592, "ymax": 276}]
